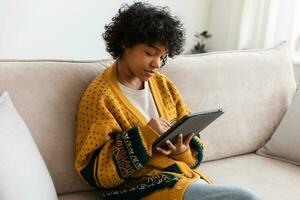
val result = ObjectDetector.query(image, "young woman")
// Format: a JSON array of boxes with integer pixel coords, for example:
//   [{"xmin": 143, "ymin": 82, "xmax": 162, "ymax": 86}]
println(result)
[{"xmin": 75, "ymin": 2, "xmax": 260, "ymax": 200}]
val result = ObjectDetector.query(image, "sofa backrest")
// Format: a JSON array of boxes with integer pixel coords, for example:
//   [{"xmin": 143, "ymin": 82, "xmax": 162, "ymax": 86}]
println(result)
[
  {"xmin": 0, "ymin": 43, "xmax": 296, "ymax": 195},
  {"xmin": 0, "ymin": 60, "xmax": 112, "ymax": 194},
  {"xmin": 161, "ymin": 43, "xmax": 296, "ymax": 162}
]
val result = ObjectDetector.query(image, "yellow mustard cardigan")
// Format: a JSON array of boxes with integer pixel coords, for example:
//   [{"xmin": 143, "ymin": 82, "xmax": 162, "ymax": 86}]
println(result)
[{"xmin": 75, "ymin": 62, "xmax": 213, "ymax": 200}]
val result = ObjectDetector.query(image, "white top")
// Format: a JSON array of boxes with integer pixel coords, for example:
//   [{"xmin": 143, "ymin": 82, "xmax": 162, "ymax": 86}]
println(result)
[{"xmin": 117, "ymin": 81, "xmax": 159, "ymax": 121}]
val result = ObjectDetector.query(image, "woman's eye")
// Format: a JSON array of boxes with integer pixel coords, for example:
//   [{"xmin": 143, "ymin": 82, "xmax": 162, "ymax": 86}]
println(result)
[
  {"xmin": 146, "ymin": 52, "xmax": 153, "ymax": 56},
  {"xmin": 160, "ymin": 55, "xmax": 167, "ymax": 60}
]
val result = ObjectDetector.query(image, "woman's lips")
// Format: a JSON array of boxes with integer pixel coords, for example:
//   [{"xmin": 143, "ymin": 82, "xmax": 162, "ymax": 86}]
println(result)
[{"xmin": 144, "ymin": 70, "xmax": 155, "ymax": 76}]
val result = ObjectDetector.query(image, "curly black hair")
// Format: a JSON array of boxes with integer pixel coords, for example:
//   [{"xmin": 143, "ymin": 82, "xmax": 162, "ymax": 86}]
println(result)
[{"xmin": 102, "ymin": 2, "xmax": 185, "ymax": 63}]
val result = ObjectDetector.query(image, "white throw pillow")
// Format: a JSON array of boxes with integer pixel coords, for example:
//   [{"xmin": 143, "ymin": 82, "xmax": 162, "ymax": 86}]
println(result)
[
  {"xmin": 257, "ymin": 86, "xmax": 300, "ymax": 165},
  {"xmin": 0, "ymin": 91, "xmax": 58, "ymax": 200}
]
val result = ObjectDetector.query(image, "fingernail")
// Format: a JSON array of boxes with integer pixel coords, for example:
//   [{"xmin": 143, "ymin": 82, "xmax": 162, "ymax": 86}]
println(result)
[{"xmin": 180, "ymin": 134, "xmax": 183, "ymax": 137}]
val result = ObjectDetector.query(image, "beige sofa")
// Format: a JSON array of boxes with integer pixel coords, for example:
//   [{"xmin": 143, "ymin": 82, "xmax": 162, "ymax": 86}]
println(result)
[{"xmin": 1, "ymin": 43, "xmax": 300, "ymax": 200}]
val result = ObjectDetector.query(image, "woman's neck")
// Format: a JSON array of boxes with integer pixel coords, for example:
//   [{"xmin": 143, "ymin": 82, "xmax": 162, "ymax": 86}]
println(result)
[{"xmin": 116, "ymin": 59, "xmax": 144, "ymax": 90}]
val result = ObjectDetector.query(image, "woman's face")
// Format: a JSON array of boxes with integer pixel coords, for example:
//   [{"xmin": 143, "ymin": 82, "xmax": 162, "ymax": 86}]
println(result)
[{"xmin": 121, "ymin": 42, "xmax": 168, "ymax": 81}]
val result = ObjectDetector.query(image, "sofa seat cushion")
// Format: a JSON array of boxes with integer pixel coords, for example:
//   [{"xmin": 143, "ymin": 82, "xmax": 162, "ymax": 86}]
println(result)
[
  {"xmin": 58, "ymin": 191, "xmax": 102, "ymax": 200},
  {"xmin": 58, "ymin": 153, "xmax": 300, "ymax": 200},
  {"xmin": 200, "ymin": 153, "xmax": 300, "ymax": 200}
]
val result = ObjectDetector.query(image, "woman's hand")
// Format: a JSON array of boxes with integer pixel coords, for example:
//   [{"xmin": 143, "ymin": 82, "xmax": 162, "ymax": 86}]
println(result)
[
  {"xmin": 156, "ymin": 133, "xmax": 194, "ymax": 156},
  {"xmin": 147, "ymin": 117, "xmax": 171, "ymax": 134}
]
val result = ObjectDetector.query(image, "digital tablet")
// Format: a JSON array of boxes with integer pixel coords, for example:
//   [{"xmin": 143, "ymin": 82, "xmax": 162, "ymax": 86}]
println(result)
[{"xmin": 152, "ymin": 108, "xmax": 224, "ymax": 150}]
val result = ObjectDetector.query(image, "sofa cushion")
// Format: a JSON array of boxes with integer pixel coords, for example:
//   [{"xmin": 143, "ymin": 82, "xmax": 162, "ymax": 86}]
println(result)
[
  {"xmin": 0, "ymin": 60, "xmax": 112, "ymax": 194},
  {"xmin": 257, "ymin": 84, "xmax": 300, "ymax": 165},
  {"xmin": 0, "ymin": 91, "xmax": 58, "ymax": 200},
  {"xmin": 201, "ymin": 153, "xmax": 300, "ymax": 200},
  {"xmin": 59, "ymin": 153, "xmax": 300, "ymax": 200},
  {"xmin": 161, "ymin": 43, "xmax": 296, "ymax": 161}
]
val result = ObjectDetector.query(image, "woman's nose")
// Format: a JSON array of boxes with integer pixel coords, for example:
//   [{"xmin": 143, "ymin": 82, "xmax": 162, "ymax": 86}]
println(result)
[{"xmin": 150, "ymin": 57, "xmax": 162, "ymax": 69}]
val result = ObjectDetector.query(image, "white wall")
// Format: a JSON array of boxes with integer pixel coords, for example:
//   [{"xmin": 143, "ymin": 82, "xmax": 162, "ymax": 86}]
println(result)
[
  {"xmin": 206, "ymin": 0, "xmax": 300, "ymax": 53},
  {"xmin": 205, "ymin": 0, "xmax": 244, "ymax": 51},
  {"xmin": 0, "ymin": 0, "xmax": 211, "ymax": 60}
]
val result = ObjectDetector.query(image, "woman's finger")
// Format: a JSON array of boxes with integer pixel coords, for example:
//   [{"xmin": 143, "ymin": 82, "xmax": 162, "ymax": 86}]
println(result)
[
  {"xmin": 166, "ymin": 140, "xmax": 177, "ymax": 152},
  {"xmin": 156, "ymin": 147, "xmax": 171, "ymax": 155},
  {"xmin": 176, "ymin": 134, "xmax": 183, "ymax": 148},
  {"xmin": 161, "ymin": 118, "xmax": 171, "ymax": 127},
  {"xmin": 184, "ymin": 133, "xmax": 195, "ymax": 146},
  {"xmin": 161, "ymin": 122, "xmax": 170, "ymax": 129},
  {"xmin": 160, "ymin": 124, "xmax": 169, "ymax": 133}
]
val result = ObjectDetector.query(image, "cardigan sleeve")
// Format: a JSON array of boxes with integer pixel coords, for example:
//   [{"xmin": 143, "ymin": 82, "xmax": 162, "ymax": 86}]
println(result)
[
  {"xmin": 75, "ymin": 95, "xmax": 160, "ymax": 189},
  {"xmin": 166, "ymin": 77, "xmax": 206, "ymax": 168}
]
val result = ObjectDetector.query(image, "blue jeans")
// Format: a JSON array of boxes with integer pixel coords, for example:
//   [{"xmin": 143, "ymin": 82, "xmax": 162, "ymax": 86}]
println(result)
[{"xmin": 183, "ymin": 180, "xmax": 260, "ymax": 200}]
